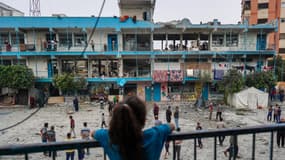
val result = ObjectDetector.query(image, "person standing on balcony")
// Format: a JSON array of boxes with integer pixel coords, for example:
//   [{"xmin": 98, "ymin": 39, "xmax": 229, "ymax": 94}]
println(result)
[
  {"xmin": 174, "ymin": 106, "xmax": 179, "ymax": 129},
  {"xmin": 65, "ymin": 133, "xmax": 75, "ymax": 160},
  {"xmin": 92, "ymin": 96, "xmax": 175, "ymax": 160},
  {"xmin": 90, "ymin": 40, "xmax": 95, "ymax": 51},
  {"xmin": 166, "ymin": 106, "xmax": 172, "ymax": 123},
  {"xmin": 69, "ymin": 116, "xmax": 76, "ymax": 138},
  {"xmin": 196, "ymin": 122, "xmax": 203, "ymax": 149},
  {"xmin": 153, "ymin": 103, "xmax": 159, "ymax": 118},
  {"xmin": 40, "ymin": 123, "xmax": 48, "ymax": 156}
]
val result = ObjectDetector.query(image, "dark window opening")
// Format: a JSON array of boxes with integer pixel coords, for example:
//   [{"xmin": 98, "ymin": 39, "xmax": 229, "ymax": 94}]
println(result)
[
  {"xmin": 244, "ymin": 1, "xmax": 251, "ymax": 10},
  {"xmin": 258, "ymin": 3, "xmax": 268, "ymax": 9},
  {"xmin": 280, "ymin": 33, "xmax": 285, "ymax": 40},
  {"xmin": 279, "ymin": 48, "xmax": 285, "ymax": 53},
  {"xmin": 257, "ymin": 19, "xmax": 268, "ymax": 24}
]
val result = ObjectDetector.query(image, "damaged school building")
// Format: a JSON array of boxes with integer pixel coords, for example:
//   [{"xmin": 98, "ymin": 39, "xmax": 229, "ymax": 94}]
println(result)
[{"xmin": 0, "ymin": 0, "xmax": 278, "ymax": 105}]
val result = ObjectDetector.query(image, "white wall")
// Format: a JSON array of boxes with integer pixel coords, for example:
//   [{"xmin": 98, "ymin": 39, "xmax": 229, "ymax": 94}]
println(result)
[
  {"xmin": 87, "ymin": 29, "xmax": 111, "ymax": 51},
  {"xmin": 239, "ymin": 32, "xmax": 257, "ymax": 50},
  {"xmin": 154, "ymin": 63, "xmax": 180, "ymax": 70},
  {"xmin": 27, "ymin": 57, "xmax": 48, "ymax": 78}
]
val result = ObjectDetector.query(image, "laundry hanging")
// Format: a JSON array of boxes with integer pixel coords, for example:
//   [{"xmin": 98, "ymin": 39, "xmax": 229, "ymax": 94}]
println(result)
[
  {"xmin": 153, "ymin": 70, "xmax": 168, "ymax": 82},
  {"xmin": 169, "ymin": 70, "xmax": 183, "ymax": 82}
]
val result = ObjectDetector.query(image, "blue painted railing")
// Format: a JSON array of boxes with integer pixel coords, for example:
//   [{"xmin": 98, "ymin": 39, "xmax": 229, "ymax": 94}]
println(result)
[{"xmin": 0, "ymin": 124, "xmax": 284, "ymax": 160}]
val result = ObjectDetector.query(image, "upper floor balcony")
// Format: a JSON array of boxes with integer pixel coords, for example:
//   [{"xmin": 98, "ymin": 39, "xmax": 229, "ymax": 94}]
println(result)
[{"xmin": 0, "ymin": 17, "xmax": 278, "ymax": 56}]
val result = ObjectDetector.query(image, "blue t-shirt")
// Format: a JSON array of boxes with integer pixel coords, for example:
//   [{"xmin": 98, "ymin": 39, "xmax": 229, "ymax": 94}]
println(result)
[{"xmin": 94, "ymin": 124, "xmax": 171, "ymax": 160}]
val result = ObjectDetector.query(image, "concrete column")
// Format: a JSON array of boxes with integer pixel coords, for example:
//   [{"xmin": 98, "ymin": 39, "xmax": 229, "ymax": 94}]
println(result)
[
  {"xmin": 150, "ymin": 57, "xmax": 155, "ymax": 78},
  {"xmin": 88, "ymin": 58, "xmax": 92, "ymax": 78},
  {"xmin": 71, "ymin": 32, "xmax": 75, "ymax": 47},
  {"xmin": 197, "ymin": 33, "xmax": 201, "ymax": 48},
  {"xmin": 57, "ymin": 58, "xmax": 62, "ymax": 75},
  {"xmin": 118, "ymin": 58, "xmax": 123, "ymax": 77},
  {"xmin": 209, "ymin": 32, "xmax": 213, "ymax": 50},
  {"xmin": 223, "ymin": 32, "xmax": 226, "ymax": 47},
  {"xmin": 150, "ymin": 31, "xmax": 154, "ymax": 51},
  {"xmin": 117, "ymin": 31, "xmax": 123, "ymax": 51},
  {"xmin": 180, "ymin": 33, "xmax": 183, "ymax": 50},
  {"xmin": 165, "ymin": 33, "xmax": 168, "ymax": 50}
]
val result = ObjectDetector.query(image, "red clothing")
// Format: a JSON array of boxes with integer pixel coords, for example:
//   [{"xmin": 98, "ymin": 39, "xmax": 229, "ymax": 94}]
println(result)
[
  {"xmin": 153, "ymin": 104, "xmax": 159, "ymax": 115},
  {"xmin": 209, "ymin": 104, "xmax": 213, "ymax": 112},
  {"xmin": 70, "ymin": 119, "xmax": 75, "ymax": 128}
]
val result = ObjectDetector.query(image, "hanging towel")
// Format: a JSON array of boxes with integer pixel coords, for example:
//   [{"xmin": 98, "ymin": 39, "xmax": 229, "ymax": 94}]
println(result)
[{"xmin": 214, "ymin": 70, "xmax": 224, "ymax": 80}]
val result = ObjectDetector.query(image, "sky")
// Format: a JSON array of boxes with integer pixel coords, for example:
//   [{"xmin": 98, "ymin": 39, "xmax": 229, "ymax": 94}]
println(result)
[{"xmin": 1, "ymin": 0, "xmax": 242, "ymax": 24}]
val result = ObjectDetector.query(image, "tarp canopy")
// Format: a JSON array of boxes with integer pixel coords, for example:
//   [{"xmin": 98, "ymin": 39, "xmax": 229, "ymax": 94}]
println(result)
[{"xmin": 228, "ymin": 87, "xmax": 268, "ymax": 109}]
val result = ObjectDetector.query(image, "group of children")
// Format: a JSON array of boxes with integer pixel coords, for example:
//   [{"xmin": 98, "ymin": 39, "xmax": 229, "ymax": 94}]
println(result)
[
  {"xmin": 40, "ymin": 117, "xmax": 92, "ymax": 160},
  {"xmin": 267, "ymin": 104, "xmax": 282, "ymax": 123},
  {"xmin": 152, "ymin": 101, "xmax": 241, "ymax": 160}
]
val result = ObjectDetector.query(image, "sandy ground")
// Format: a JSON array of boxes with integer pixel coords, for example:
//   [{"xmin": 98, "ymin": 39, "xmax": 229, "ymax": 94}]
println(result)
[{"xmin": 0, "ymin": 101, "xmax": 284, "ymax": 160}]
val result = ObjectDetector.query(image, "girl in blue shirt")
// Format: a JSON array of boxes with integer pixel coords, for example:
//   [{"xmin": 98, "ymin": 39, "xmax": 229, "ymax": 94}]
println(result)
[{"xmin": 92, "ymin": 96, "xmax": 174, "ymax": 160}]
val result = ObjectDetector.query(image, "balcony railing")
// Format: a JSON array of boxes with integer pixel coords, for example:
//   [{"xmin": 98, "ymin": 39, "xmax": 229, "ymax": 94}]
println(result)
[{"xmin": 0, "ymin": 124, "xmax": 284, "ymax": 160}]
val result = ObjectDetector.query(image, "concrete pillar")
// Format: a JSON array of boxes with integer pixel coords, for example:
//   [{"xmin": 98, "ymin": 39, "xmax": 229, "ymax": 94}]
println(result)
[
  {"xmin": 117, "ymin": 31, "xmax": 123, "ymax": 51},
  {"xmin": 223, "ymin": 32, "xmax": 226, "ymax": 47},
  {"xmin": 180, "ymin": 33, "xmax": 183, "ymax": 50},
  {"xmin": 57, "ymin": 58, "xmax": 62, "ymax": 75},
  {"xmin": 150, "ymin": 31, "xmax": 154, "ymax": 51},
  {"xmin": 150, "ymin": 56, "xmax": 155, "ymax": 79},
  {"xmin": 118, "ymin": 58, "xmax": 123, "ymax": 77},
  {"xmin": 71, "ymin": 32, "xmax": 75, "ymax": 47},
  {"xmin": 165, "ymin": 33, "xmax": 168, "ymax": 50},
  {"xmin": 88, "ymin": 58, "xmax": 92, "ymax": 78},
  {"xmin": 209, "ymin": 32, "xmax": 213, "ymax": 50}
]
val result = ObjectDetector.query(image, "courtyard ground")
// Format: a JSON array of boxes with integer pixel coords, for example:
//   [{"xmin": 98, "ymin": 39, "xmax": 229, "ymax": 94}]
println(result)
[{"xmin": 0, "ymin": 101, "xmax": 284, "ymax": 160}]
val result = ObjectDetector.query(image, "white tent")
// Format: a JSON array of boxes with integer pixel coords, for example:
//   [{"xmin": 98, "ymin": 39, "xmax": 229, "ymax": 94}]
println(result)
[{"xmin": 228, "ymin": 87, "xmax": 269, "ymax": 109}]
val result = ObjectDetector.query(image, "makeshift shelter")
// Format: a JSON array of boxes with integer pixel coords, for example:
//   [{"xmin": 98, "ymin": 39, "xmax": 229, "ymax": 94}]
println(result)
[{"xmin": 228, "ymin": 87, "xmax": 268, "ymax": 109}]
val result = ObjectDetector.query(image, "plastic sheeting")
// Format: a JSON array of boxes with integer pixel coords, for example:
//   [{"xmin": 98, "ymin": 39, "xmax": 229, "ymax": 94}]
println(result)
[{"xmin": 228, "ymin": 87, "xmax": 268, "ymax": 109}]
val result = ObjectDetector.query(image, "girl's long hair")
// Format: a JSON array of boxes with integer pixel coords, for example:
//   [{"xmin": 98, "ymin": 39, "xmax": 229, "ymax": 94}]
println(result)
[{"xmin": 109, "ymin": 96, "xmax": 146, "ymax": 160}]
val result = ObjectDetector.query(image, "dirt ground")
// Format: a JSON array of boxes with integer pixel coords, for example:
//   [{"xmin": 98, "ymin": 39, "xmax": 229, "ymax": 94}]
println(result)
[{"xmin": 0, "ymin": 101, "xmax": 284, "ymax": 160}]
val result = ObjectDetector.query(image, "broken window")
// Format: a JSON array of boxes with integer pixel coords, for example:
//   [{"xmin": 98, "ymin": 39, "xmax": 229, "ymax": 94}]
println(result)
[
  {"xmin": 226, "ymin": 34, "xmax": 238, "ymax": 47},
  {"xmin": 212, "ymin": 34, "xmax": 224, "ymax": 47}
]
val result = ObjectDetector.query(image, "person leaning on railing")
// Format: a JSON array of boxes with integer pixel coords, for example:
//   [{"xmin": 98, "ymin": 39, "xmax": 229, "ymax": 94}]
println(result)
[{"xmin": 91, "ymin": 96, "xmax": 175, "ymax": 160}]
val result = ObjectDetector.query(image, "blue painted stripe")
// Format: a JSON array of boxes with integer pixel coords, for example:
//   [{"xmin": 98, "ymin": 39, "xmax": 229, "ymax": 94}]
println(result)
[
  {"xmin": 36, "ymin": 77, "xmax": 152, "ymax": 83},
  {"xmin": 0, "ymin": 17, "xmax": 275, "ymax": 30},
  {"xmin": 0, "ymin": 50, "xmax": 276, "ymax": 56},
  {"xmin": 0, "ymin": 17, "xmax": 154, "ymax": 29}
]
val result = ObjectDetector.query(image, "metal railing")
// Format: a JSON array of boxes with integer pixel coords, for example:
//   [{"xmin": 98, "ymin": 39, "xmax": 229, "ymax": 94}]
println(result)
[{"xmin": 0, "ymin": 124, "xmax": 285, "ymax": 160}]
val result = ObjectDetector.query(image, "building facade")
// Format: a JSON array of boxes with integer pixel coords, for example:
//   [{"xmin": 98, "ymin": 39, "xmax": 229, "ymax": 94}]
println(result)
[
  {"xmin": 0, "ymin": 0, "xmax": 277, "ymax": 104},
  {"xmin": 241, "ymin": 0, "xmax": 285, "ymax": 54},
  {"xmin": 0, "ymin": 2, "xmax": 24, "ymax": 16}
]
